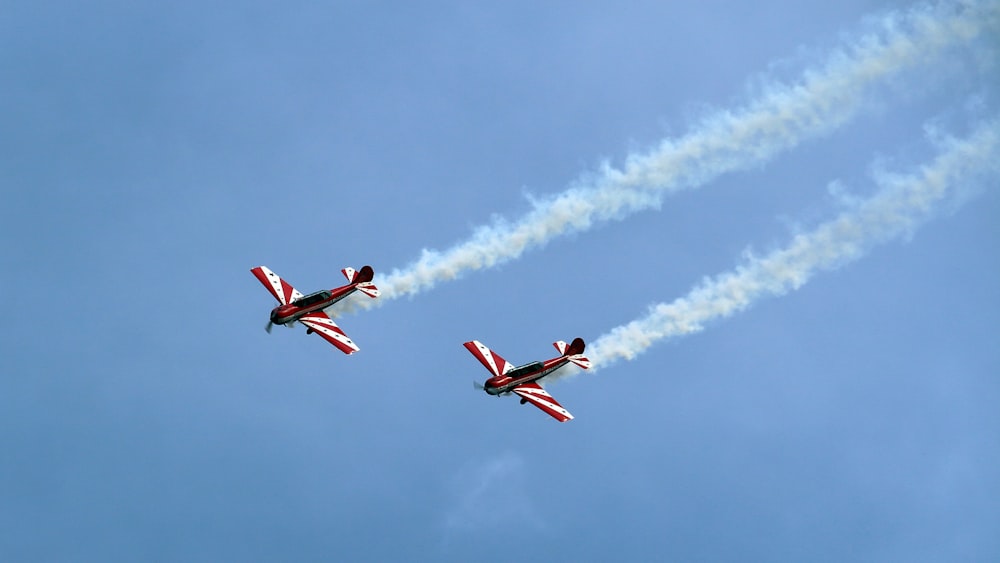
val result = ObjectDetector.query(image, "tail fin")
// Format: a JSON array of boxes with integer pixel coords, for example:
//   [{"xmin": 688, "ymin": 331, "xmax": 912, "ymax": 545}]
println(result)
[
  {"xmin": 554, "ymin": 337, "xmax": 590, "ymax": 369},
  {"xmin": 354, "ymin": 265, "xmax": 375, "ymax": 283},
  {"xmin": 342, "ymin": 265, "xmax": 379, "ymax": 298},
  {"xmin": 554, "ymin": 337, "xmax": 586, "ymax": 356},
  {"xmin": 341, "ymin": 265, "xmax": 375, "ymax": 284}
]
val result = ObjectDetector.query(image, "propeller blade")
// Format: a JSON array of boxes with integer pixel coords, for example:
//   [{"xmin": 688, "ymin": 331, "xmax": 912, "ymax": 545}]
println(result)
[
  {"xmin": 265, "ymin": 321, "xmax": 273, "ymax": 333},
  {"xmin": 473, "ymin": 380, "xmax": 485, "ymax": 391}
]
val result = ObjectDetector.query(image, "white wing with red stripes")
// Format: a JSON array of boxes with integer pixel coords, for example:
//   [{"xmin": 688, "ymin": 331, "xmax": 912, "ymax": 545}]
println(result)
[
  {"xmin": 298, "ymin": 311, "xmax": 360, "ymax": 355},
  {"xmin": 512, "ymin": 382, "xmax": 574, "ymax": 422},
  {"xmin": 251, "ymin": 266, "xmax": 304, "ymax": 306},
  {"xmin": 463, "ymin": 340, "xmax": 513, "ymax": 378}
]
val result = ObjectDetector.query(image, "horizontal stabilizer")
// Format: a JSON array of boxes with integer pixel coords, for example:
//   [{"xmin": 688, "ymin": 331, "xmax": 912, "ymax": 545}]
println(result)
[
  {"xmin": 567, "ymin": 355, "xmax": 591, "ymax": 370},
  {"xmin": 356, "ymin": 282, "xmax": 379, "ymax": 299}
]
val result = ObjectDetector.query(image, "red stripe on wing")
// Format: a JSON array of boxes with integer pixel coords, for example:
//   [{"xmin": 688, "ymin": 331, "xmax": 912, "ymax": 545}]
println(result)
[
  {"xmin": 299, "ymin": 311, "xmax": 360, "ymax": 355},
  {"xmin": 251, "ymin": 266, "xmax": 299, "ymax": 305},
  {"xmin": 463, "ymin": 340, "xmax": 510, "ymax": 377},
  {"xmin": 512, "ymin": 382, "xmax": 574, "ymax": 422}
]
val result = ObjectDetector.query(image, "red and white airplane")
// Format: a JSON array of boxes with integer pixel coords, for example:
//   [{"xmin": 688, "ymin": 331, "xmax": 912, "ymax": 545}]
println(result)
[
  {"xmin": 464, "ymin": 337, "xmax": 591, "ymax": 422},
  {"xmin": 250, "ymin": 265, "xmax": 379, "ymax": 355}
]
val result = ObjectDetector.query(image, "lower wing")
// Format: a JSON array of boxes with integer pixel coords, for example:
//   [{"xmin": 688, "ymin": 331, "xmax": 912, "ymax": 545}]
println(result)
[
  {"xmin": 298, "ymin": 311, "xmax": 360, "ymax": 355},
  {"xmin": 512, "ymin": 382, "xmax": 574, "ymax": 422}
]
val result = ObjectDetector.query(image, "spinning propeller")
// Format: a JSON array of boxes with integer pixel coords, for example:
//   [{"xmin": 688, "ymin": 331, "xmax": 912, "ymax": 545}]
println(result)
[{"xmin": 265, "ymin": 320, "xmax": 294, "ymax": 333}]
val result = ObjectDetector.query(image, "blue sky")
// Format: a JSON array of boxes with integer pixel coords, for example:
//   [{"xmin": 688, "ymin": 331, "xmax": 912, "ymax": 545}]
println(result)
[{"xmin": 2, "ymin": 1, "xmax": 998, "ymax": 561}]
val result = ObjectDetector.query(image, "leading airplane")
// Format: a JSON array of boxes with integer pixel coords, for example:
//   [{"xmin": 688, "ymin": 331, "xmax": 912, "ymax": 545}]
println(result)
[
  {"xmin": 464, "ymin": 337, "xmax": 591, "ymax": 422},
  {"xmin": 250, "ymin": 265, "xmax": 379, "ymax": 354}
]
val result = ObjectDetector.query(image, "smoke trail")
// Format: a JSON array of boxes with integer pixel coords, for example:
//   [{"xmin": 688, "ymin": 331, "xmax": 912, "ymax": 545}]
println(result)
[
  {"xmin": 364, "ymin": 0, "xmax": 997, "ymax": 307},
  {"xmin": 580, "ymin": 118, "xmax": 1000, "ymax": 372}
]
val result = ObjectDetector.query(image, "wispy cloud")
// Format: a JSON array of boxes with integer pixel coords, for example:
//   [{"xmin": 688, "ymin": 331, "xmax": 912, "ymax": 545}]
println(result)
[
  {"xmin": 573, "ymin": 118, "xmax": 1000, "ymax": 372},
  {"xmin": 442, "ymin": 451, "xmax": 544, "ymax": 535},
  {"xmin": 360, "ymin": 0, "xmax": 996, "ymax": 306}
]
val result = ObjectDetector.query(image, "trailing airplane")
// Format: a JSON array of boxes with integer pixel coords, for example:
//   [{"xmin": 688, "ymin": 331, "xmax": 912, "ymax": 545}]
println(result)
[
  {"xmin": 464, "ymin": 338, "xmax": 591, "ymax": 422},
  {"xmin": 250, "ymin": 265, "xmax": 379, "ymax": 354}
]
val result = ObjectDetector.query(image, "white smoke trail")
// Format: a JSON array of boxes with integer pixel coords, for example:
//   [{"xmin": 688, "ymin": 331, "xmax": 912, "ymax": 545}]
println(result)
[
  {"xmin": 362, "ymin": 0, "xmax": 997, "ymax": 307},
  {"xmin": 580, "ymin": 118, "xmax": 1000, "ymax": 372}
]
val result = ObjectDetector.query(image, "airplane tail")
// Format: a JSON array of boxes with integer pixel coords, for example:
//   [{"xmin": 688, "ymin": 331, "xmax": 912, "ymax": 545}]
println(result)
[
  {"xmin": 342, "ymin": 265, "xmax": 374, "ymax": 283},
  {"xmin": 342, "ymin": 265, "xmax": 379, "ymax": 298},
  {"xmin": 554, "ymin": 337, "xmax": 591, "ymax": 369}
]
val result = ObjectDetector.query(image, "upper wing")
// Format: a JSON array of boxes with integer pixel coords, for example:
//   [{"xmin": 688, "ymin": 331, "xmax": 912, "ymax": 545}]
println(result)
[
  {"xmin": 512, "ymin": 382, "xmax": 574, "ymax": 422},
  {"xmin": 298, "ymin": 311, "xmax": 360, "ymax": 355},
  {"xmin": 463, "ymin": 340, "xmax": 513, "ymax": 378},
  {"xmin": 251, "ymin": 266, "xmax": 304, "ymax": 306}
]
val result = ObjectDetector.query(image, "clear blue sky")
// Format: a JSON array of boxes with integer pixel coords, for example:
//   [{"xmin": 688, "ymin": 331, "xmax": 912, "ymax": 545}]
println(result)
[{"xmin": 2, "ymin": 1, "xmax": 998, "ymax": 561}]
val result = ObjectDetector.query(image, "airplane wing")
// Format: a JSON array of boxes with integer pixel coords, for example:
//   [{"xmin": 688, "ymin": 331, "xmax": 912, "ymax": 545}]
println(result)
[
  {"xmin": 298, "ymin": 311, "xmax": 360, "ymax": 355},
  {"xmin": 251, "ymin": 266, "xmax": 304, "ymax": 306},
  {"xmin": 512, "ymin": 382, "xmax": 574, "ymax": 422},
  {"xmin": 463, "ymin": 340, "xmax": 513, "ymax": 377}
]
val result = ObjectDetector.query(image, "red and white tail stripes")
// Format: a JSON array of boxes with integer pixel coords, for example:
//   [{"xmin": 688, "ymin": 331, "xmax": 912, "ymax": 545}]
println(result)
[
  {"xmin": 356, "ymin": 282, "xmax": 379, "ymax": 299},
  {"xmin": 566, "ymin": 355, "xmax": 592, "ymax": 370}
]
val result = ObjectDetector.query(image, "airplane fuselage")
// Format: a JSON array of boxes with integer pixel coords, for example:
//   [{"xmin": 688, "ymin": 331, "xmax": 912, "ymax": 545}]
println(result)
[
  {"xmin": 483, "ymin": 357, "xmax": 571, "ymax": 396},
  {"xmin": 269, "ymin": 285, "xmax": 357, "ymax": 325}
]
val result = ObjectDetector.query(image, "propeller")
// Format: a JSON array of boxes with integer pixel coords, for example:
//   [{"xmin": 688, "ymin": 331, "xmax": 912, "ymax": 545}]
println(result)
[
  {"xmin": 473, "ymin": 380, "xmax": 485, "ymax": 391},
  {"xmin": 265, "ymin": 320, "xmax": 296, "ymax": 333}
]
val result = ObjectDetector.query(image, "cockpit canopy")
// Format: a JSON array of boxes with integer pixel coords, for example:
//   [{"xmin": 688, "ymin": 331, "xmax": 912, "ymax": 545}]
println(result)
[
  {"xmin": 506, "ymin": 361, "xmax": 544, "ymax": 380},
  {"xmin": 291, "ymin": 290, "xmax": 332, "ymax": 308}
]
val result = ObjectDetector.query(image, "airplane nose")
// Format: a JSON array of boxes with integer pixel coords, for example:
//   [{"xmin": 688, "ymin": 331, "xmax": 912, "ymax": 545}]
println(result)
[{"xmin": 271, "ymin": 304, "xmax": 294, "ymax": 323}]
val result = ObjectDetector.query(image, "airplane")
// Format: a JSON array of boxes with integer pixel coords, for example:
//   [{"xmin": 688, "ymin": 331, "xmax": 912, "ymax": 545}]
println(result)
[
  {"xmin": 464, "ymin": 337, "xmax": 591, "ymax": 422},
  {"xmin": 250, "ymin": 265, "xmax": 379, "ymax": 354}
]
